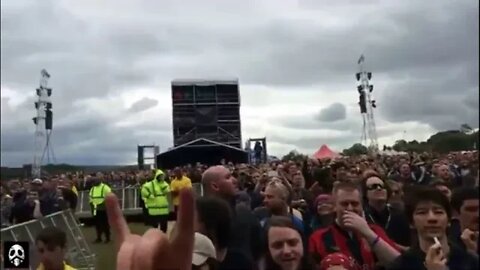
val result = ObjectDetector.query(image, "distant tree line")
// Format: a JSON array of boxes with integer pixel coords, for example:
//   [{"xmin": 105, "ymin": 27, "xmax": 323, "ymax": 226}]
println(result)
[
  {"xmin": 280, "ymin": 124, "xmax": 479, "ymax": 159},
  {"xmin": 342, "ymin": 124, "xmax": 479, "ymax": 156}
]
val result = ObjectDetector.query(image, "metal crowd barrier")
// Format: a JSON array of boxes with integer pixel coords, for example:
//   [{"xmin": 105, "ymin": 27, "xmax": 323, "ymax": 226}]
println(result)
[
  {"xmin": 76, "ymin": 183, "xmax": 203, "ymax": 218},
  {"xmin": 0, "ymin": 210, "xmax": 95, "ymax": 270}
]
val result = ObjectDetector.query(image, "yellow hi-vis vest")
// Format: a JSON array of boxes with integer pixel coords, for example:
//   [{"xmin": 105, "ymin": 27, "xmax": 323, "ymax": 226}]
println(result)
[
  {"xmin": 37, "ymin": 262, "xmax": 76, "ymax": 270},
  {"xmin": 71, "ymin": 185, "xmax": 78, "ymax": 196},
  {"xmin": 89, "ymin": 183, "xmax": 111, "ymax": 216},
  {"xmin": 141, "ymin": 182, "xmax": 150, "ymax": 205},
  {"xmin": 141, "ymin": 170, "xmax": 170, "ymax": 216}
]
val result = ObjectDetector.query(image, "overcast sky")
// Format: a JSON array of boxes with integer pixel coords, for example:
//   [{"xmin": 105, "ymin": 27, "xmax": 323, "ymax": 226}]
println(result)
[{"xmin": 1, "ymin": 0, "xmax": 478, "ymax": 166}]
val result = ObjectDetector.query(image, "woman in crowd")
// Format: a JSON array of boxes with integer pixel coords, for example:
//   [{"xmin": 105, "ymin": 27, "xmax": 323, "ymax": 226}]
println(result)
[
  {"xmin": 361, "ymin": 170, "xmax": 411, "ymax": 249},
  {"xmin": 263, "ymin": 216, "xmax": 313, "ymax": 270},
  {"xmin": 309, "ymin": 194, "xmax": 335, "ymax": 232}
]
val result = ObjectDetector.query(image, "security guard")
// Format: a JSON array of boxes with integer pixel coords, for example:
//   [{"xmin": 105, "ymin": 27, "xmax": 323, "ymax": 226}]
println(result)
[
  {"xmin": 89, "ymin": 176, "xmax": 112, "ymax": 243},
  {"xmin": 140, "ymin": 170, "xmax": 154, "ymax": 225},
  {"xmin": 141, "ymin": 169, "xmax": 170, "ymax": 232}
]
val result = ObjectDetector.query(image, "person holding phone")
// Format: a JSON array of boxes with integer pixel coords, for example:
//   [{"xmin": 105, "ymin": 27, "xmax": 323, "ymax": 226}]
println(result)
[{"xmin": 387, "ymin": 187, "xmax": 478, "ymax": 270}]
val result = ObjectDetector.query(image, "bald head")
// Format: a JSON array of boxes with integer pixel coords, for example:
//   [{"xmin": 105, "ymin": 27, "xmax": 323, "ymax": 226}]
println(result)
[
  {"xmin": 202, "ymin": 166, "xmax": 227, "ymax": 185},
  {"xmin": 202, "ymin": 166, "xmax": 235, "ymax": 198}
]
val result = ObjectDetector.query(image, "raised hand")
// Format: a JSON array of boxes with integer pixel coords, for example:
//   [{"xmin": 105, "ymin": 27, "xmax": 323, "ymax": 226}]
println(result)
[
  {"xmin": 342, "ymin": 211, "xmax": 373, "ymax": 237},
  {"xmin": 424, "ymin": 242, "xmax": 448, "ymax": 270},
  {"xmin": 106, "ymin": 189, "xmax": 195, "ymax": 270},
  {"xmin": 461, "ymin": 228, "xmax": 479, "ymax": 254}
]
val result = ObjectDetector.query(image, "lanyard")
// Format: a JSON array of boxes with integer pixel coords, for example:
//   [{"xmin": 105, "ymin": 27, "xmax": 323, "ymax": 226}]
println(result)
[{"xmin": 367, "ymin": 206, "xmax": 391, "ymax": 230}]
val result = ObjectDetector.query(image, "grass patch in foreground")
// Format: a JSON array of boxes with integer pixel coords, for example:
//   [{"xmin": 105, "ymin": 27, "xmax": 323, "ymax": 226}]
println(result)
[{"xmin": 80, "ymin": 222, "xmax": 176, "ymax": 270}]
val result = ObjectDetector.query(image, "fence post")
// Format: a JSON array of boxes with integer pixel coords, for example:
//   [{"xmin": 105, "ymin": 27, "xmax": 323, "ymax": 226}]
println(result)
[
  {"xmin": 79, "ymin": 191, "xmax": 84, "ymax": 213},
  {"xmin": 122, "ymin": 188, "xmax": 126, "ymax": 210},
  {"xmin": 134, "ymin": 188, "xmax": 139, "ymax": 209}
]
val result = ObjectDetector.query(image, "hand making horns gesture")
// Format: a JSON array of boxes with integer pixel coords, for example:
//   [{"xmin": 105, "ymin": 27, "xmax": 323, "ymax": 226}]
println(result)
[{"xmin": 105, "ymin": 189, "xmax": 195, "ymax": 270}]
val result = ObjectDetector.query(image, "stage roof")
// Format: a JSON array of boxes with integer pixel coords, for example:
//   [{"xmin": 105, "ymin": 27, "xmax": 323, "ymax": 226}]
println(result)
[{"xmin": 156, "ymin": 138, "xmax": 248, "ymax": 169}]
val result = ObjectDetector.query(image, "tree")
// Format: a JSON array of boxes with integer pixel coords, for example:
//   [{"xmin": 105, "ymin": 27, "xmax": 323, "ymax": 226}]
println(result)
[
  {"xmin": 342, "ymin": 143, "xmax": 368, "ymax": 156},
  {"xmin": 282, "ymin": 150, "xmax": 308, "ymax": 162},
  {"xmin": 460, "ymin": 123, "xmax": 474, "ymax": 134},
  {"xmin": 392, "ymin": 140, "xmax": 408, "ymax": 152}
]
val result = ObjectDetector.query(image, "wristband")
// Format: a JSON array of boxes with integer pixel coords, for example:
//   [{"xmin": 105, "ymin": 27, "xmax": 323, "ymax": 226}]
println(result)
[{"xmin": 370, "ymin": 235, "xmax": 380, "ymax": 247}]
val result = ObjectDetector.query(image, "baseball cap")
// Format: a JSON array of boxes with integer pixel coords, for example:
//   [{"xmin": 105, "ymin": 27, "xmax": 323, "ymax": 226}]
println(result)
[
  {"xmin": 32, "ymin": 178, "xmax": 43, "ymax": 185},
  {"xmin": 320, "ymin": 252, "xmax": 356, "ymax": 270},
  {"xmin": 192, "ymin": 233, "xmax": 216, "ymax": 266}
]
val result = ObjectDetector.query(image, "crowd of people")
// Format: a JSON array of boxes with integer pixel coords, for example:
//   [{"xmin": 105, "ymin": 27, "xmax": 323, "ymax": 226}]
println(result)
[{"xmin": 1, "ymin": 150, "xmax": 479, "ymax": 269}]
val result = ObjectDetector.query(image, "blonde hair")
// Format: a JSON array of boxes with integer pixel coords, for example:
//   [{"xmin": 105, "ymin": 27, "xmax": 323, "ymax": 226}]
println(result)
[{"xmin": 266, "ymin": 178, "xmax": 291, "ymax": 202}]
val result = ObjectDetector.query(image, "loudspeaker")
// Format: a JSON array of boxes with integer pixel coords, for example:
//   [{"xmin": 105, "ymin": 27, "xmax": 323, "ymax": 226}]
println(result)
[
  {"xmin": 171, "ymin": 79, "xmax": 242, "ymax": 148},
  {"xmin": 45, "ymin": 109, "xmax": 53, "ymax": 130}
]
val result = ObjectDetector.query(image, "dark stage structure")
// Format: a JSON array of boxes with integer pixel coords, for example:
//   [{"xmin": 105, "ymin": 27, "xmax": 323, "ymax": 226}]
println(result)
[
  {"xmin": 157, "ymin": 79, "xmax": 247, "ymax": 168},
  {"xmin": 156, "ymin": 138, "xmax": 247, "ymax": 168}
]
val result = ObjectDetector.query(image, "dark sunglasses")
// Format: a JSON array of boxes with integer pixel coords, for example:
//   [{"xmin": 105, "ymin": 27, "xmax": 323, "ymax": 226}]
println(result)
[{"xmin": 367, "ymin": 183, "xmax": 385, "ymax": 190}]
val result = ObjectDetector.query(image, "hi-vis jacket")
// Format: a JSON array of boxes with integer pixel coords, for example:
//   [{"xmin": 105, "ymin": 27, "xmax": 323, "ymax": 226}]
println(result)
[
  {"xmin": 141, "ymin": 170, "xmax": 170, "ymax": 216},
  {"xmin": 89, "ymin": 183, "xmax": 111, "ymax": 216}
]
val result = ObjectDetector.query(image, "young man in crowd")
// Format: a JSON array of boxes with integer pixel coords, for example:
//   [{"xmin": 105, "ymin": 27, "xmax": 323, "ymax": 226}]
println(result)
[
  {"xmin": 449, "ymin": 187, "xmax": 479, "ymax": 254},
  {"xmin": 309, "ymin": 182, "xmax": 400, "ymax": 270},
  {"xmin": 35, "ymin": 226, "xmax": 76, "ymax": 270},
  {"xmin": 387, "ymin": 187, "xmax": 478, "ymax": 270}
]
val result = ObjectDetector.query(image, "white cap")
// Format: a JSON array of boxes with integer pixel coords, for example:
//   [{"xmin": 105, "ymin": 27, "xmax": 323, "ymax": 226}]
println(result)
[
  {"xmin": 32, "ymin": 178, "xmax": 43, "ymax": 184},
  {"xmin": 192, "ymin": 233, "xmax": 216, "ymax": 266}
]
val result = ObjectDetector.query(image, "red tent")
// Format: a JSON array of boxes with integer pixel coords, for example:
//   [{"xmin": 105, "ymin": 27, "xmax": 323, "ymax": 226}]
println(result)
[{"xmin": 313, "ymin": 144, "xmax": 340, "ymax": 160}]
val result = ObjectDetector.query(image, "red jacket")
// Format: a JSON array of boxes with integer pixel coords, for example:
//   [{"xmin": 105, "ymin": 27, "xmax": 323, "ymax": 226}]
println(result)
[{"xmin": 309, "ymin": 223, "xmax": 399, "ymax": 270}]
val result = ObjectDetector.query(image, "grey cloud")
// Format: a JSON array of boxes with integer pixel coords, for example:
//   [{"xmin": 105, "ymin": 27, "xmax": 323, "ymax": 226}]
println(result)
[
  {"xmin": 1, "ymin": 114, "xmax": 173, "ymax": 166},
  {"xmin": 315, "ymin": 103, "xmax": 346, "ymax": 122},
  {"xmin": 128, "ymin": 97, "xmax": 159, "ymax": 113},
  {"xmin": 379, "ymin": 76, "xmax": 479, "ymax": 130},
  {"xmin": 463, "ymin": 88, "xmax": 479, "ymax": 110},
  {"xmin": 0, "ymin": 94, "xmax": 171, "ymax": 166},
  {"xmin": 1, "ymin": 0, "xmax": 478, "ymax": 165},
  {"xmin": 268, "ymin": 132, "xmax": 357, "ymax": 153},
  {"xmin": 273, "ymin": 115, "xmax": 360, "ymax": 132}
]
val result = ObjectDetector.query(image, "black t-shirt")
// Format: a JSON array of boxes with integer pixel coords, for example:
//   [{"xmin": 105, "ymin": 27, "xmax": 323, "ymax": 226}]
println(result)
[
  {"xmin": 448, "ymin": 219, "xmax": 466, "ymax": 250},
  {"xmin": 229, "ymin": 203, "xmax": 264, "ymax": 263},
  {"xmin": 387, "ymin": 243, "xmax": 479, "ymax": 270},
  {"xmin": 364, "ymin": 205, "xmax": 412, "ymax": 246},
  {"xmin": 218, "ymin": 248, "xmax": 255, "ymax": 270}
]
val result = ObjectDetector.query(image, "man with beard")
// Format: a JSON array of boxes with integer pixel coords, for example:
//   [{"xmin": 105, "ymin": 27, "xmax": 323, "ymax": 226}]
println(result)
[
  {"xmin": 202, "ymin": 165, "xmax": 263, "ymax": 269},
  {"xmin": 261, "ymin": 179, "xmax": 305, "ymax": 235},
  {"xmin": 387, "ymin": 187, "xmax": 478, "ymax": 270}
]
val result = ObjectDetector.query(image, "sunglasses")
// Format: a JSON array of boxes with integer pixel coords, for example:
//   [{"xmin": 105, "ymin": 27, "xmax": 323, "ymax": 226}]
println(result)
[{"xmin": 367, "ymin": 183, "xmax": 385, "ymax": 190}]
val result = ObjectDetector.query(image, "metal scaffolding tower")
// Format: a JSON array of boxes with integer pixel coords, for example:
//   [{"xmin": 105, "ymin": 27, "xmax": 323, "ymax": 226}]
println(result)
[
  {"xmin": 32, "ymin": 69, "xmax": 55, "ymax": 177},
  {"xmin": 356, "ymin": 55, "xmax": 379, "ymax": 152}
]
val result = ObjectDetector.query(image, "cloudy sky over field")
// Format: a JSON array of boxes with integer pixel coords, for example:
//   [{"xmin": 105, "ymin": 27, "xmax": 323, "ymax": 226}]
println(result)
[{"xmin": 1, "ymin": 0, "xmax": 478, "ymax": 166}]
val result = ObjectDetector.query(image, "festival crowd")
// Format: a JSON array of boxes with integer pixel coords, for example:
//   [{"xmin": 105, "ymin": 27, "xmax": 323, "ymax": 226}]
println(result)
[{"xmin": 0, "ymin": 150, "xmax": 479, "ymax": 270}]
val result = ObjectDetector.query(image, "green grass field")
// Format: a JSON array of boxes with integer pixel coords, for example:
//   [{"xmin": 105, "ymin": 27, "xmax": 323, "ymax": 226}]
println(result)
[{"xmin": 80, "ymin": 222, "xmax": 176, "ymax": 270}]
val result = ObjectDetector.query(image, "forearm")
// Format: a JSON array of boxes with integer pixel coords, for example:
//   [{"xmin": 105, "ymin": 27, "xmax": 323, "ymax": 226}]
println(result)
[{"xmin": 364, "ymin": 231, "xmax": 400, "ymax": 265}]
